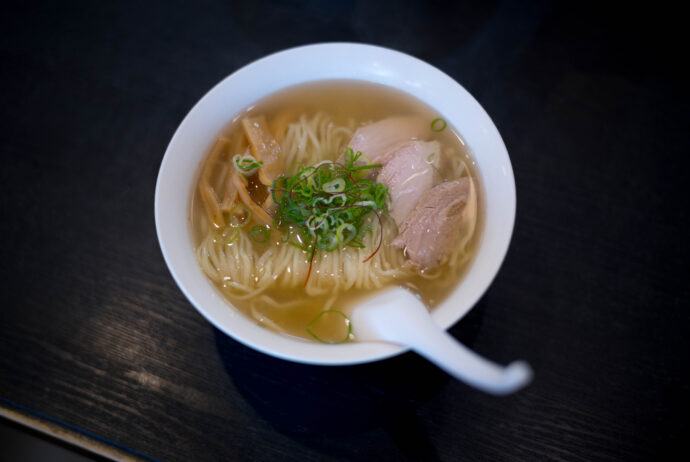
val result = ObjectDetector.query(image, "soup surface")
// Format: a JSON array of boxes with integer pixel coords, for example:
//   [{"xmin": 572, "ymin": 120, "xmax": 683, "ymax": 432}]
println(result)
[{"xmin": 191, "ymin": 80, "xmax": 483, "ymax": 342}]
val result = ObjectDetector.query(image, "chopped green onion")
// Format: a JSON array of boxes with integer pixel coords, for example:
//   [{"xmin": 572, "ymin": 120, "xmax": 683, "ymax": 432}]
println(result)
[
  {"xmin": 312, "ymin": 196, "xmax": 331, "ymax": 208},
  {"xmin": 336, "ymin": 223, "xmax": 356, "ymax": 244},
  {"xmin": 216, "ymin": 229, "xmax": 239, "ymax": 246},
  {"xmin": 249, "ymin": 224, "xmax": 270, "ymax": 243},
  {"xmin": 314, "ymin": 160, "xmax": 334, "ymax": 168},
  {"xmin": 317, "ymin": 233, "xmax": 339, "ymax": 250},
  {"xmin": 299, "ymin": 166, "xmax": 316, "ymax": 180},
  {"xmin": 328, "ymin": 193, "xmax": 347, "ymax": 207},
  {"xmin": 233, "ymin": 153, "xmax": 263, "ymax": 176},
  {"xmin": 356, "ymin": 152, "xmax": 373, "ymax": 165},
  {"xmin": 323, "ymin": 178, "xmax": 346, "ymax": 193},
  {"xmin": 327, "ymin": 214, "xmax": 343, "ymax": 229},
  {"xmin": 431, "ymin": 118, "xmax": 447, "ymax": 132},
  {"xmin": 306, "ymin": 310, "xmax": 352, "ymax": 344},
  {"xmin": 343, "ymin": 147, "xmax": 355, "ymax": 164},
  {"xmin": 227, "ymin": 203, "xmax": 252, "ymax": 228},
  {"xmin": 306, "ymin": 214, "xmax": 328, "ymax": 233},
  {"xmin": 273, "ymin": 151, "xmax": 389, "ymax": 285},
  {"xmin": 354, "ymin": 200, "xmax": 377, "ymax": 209}
]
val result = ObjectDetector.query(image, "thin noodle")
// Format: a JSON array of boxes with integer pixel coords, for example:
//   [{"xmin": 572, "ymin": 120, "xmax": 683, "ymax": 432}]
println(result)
[{"xmin": 195, "ymin": 112, "xmax": 476, "ymax": 331}]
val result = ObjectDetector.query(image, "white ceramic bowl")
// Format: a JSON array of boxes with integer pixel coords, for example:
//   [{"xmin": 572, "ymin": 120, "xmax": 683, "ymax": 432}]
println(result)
[{"xmin": 155, "ymin": 43, "xmax": 515, "ymax": 366}]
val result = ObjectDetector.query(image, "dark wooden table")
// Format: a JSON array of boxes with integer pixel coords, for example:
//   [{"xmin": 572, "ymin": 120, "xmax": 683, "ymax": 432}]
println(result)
[{"xmin": 1, "ymin": 1, "xmax": 687, "ymax": 461}]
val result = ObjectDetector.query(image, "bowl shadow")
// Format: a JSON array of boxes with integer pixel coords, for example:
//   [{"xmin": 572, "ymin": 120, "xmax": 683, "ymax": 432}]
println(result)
[{"xmin": 213, "ymin": 299, "xmax": 487, "ymax": 460}]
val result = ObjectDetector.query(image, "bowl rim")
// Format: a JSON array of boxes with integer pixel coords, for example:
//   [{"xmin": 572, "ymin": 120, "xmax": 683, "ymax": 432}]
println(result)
[{"xmin": 155, "ymin": 42, "xmax": 516, "ymax": 366}]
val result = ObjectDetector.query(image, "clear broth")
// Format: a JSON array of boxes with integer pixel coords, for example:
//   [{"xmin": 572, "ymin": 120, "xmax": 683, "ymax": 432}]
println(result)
[{"xmin": 191, "ymin": 80, "xmax": 484, "ymax": 342}]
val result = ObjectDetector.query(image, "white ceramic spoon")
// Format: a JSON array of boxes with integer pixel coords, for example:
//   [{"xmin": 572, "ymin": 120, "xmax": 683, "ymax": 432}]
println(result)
[{"xmin": 351, "ymin": 287, "xmax": 533, "ymax": 395}]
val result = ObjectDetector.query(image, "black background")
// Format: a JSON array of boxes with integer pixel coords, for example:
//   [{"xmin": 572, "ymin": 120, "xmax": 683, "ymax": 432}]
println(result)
[{"xmin": 1, "ymin": 1, "xmax": 687, "ymax": 461}]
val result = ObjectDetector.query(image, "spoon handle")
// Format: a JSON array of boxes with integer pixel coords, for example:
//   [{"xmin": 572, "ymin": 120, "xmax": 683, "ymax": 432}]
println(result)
[
  {"xmin": 358, "ymin": 294, "xmax": 532, "ymax": 395},
  {"xmin": 410, "ymin": 326, "xmax": 532, "ymax": 395}
]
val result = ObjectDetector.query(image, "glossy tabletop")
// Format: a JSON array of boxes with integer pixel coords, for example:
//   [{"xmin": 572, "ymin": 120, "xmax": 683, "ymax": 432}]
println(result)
[{"xmin": 1, "ymin": 1, "xmax": 687, "ymax": 461}]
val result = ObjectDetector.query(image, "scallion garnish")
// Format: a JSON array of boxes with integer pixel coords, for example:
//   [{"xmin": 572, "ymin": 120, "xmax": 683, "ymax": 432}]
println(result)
[
  {"xmin": 323, "ymin": 178, "xmax": 346, "ymax": 193},
  {"xmin": 226, "ymin": 203, "xmax": 252, "ymax": 228},
  {"xmin": 233, "ymin": 153, "xmax": 263, "ymax": 176},
  {"xmin": 249, "ymin": 224, "xmax": 271, "ymax": 243},
  {"xmin": 306, "ymin": 310, "xmax": 352, "ymax": 344},
  {"xmin": 431, "ymin": 118, "xmax": 447, "ymax": 132},
  {"xmin": 272, "ymin": 149, "xmax": 389, "ymax": 285},
  {"xmin": 335, "ymin": 223, "xmax": 357, "ymax": 245},
  {"xmin": 216, "ymin": 228, "xmax": 239, "ymax": 246}
]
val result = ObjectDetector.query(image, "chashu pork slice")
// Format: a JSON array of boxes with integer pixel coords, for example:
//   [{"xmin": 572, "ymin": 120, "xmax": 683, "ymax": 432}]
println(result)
[
  {"xmin": 343, "ymin": 116, "xmax": 431, "ymax": 164},
  {"xmin": 376, "ymin": 140, "xmax": 440, "ymax": 226},
  {"xmin": 392, "ymin": 177, "xmax": 477, "ymax": 269}
]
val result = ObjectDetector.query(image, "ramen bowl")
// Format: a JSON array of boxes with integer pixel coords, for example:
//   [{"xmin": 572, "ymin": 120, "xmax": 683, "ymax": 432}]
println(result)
[{"xmin": 154, "ymin": 43, "xmax": 515, "ymax": 365}]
